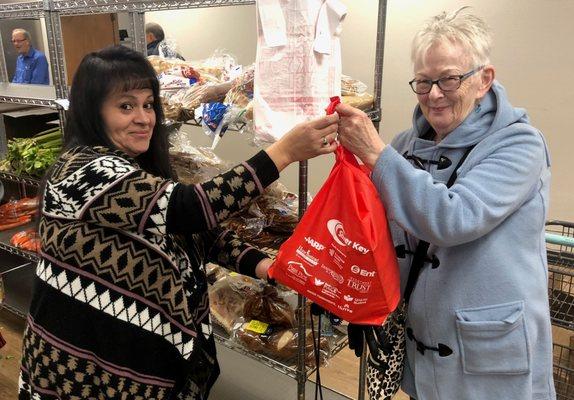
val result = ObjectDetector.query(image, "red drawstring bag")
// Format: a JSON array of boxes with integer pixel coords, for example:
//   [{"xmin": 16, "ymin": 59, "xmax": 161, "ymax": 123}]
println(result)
[{"xmin": 269, "ymin": 116, "xmax": 400, "ymax": 324}]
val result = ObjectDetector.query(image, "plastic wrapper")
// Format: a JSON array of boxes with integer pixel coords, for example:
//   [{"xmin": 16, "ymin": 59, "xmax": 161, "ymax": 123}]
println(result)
[
  {"xmin": 158, "ymin": 73, "xmax": 194, "ymax": 90},
  {"xmin": 208, "ymin": 273, "xmax": 263, "ymax": 334},
  {"xmin": 225, "ymin": 65, "xmax": 254, "ymax": 110},
  {"xmin": 194, "ymin": 50, "xmax": 241, "ymax": 83},
  {"xmin": 342, "ymin": 93, "xmax": 374, "ymax": 111},
  {"xmin": 221, "ymin": 182, "xmax": 299, "ymax": 250},
  {"xmin": 168, "ymin": 144, "xmax": 229, "ymax": 185},
  {"xmin": 235, "ymin": 322, "xmax": 330, "ymax": 367},
  {"xmin": 148, "ymin": 55, "xmax": 188, "ymax": 75},
  {"xmin": 243, "ymin": 285, "xmax": 296, "ymax": 329},
  {"xmin": 341, "ymin": 75, "xmax": 368, "ymax": 96},
  {"xmin": 206, "ymin": 263, "xmax": 229, "ymax": 285},
  {"xmin": 157, "ymin": 38, "xmax": 183, "ymax": 59}
]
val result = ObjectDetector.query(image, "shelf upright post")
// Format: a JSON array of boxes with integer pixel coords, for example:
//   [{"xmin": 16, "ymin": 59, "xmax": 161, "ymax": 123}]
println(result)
[
  {"xmin": 358, "ymin": 2, "xmax": 388, "ymax": 400},
  {"xmin": 43, "ymin": 0, "xmax": 68, "ymax": 132},
  {"xmin": 296, "ymin": 160, "xmax": 309, "ymax": 399},
  {"xmin": 0, "ymin": 33, "xmax": 9, "ymax": 83},
  {"xmin": 371, "ymin": 0, "xmax": 387, "ymax": 130},
  {"xmin": 129, "ymin": 12, "xmax": 147, "ymax": 56}
]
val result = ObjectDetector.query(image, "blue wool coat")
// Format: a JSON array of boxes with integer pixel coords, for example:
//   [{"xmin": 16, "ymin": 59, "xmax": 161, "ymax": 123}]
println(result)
[{"xmin": 371, "ymin": 81, "xmax": 555, "ymax": 400}]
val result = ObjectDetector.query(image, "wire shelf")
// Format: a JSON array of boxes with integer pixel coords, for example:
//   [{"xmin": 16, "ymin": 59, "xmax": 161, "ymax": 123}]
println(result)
[{"xmin": 555, "ymin": 342, "xmax": 574, "ymax": 400}]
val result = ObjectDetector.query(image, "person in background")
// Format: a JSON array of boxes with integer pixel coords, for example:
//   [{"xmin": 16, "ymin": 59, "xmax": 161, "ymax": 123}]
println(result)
[
  {"xmin": 145, "ymin": 22, "xmax": 184, "ymax": 60},
  {"xmin": 339, "ymin": 7, "xmax": 554, "ymax": 400},
  {"xmin": 18, "ymin": 45, "xmax": 338, "ymax": 399},
  {"xmin": 11, "ymin": 29, "xmax": 49, "ymax": 85}
]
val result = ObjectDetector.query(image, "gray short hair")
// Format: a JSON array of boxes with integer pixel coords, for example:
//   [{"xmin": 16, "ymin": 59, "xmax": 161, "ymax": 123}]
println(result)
[
  {"xmin": 12, "ymin": 28, "xmax": 31, "ymax": 42},
  {"xmin": 145, "ymin": 22, "xmax": 164, "ymax": 42},
  {"xmin": 411, "ymin": 7, "xmax": 492, "ymax": 68}
]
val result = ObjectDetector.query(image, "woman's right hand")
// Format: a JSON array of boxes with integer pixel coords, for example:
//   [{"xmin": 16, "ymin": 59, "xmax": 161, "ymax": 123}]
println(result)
[{"xmin": 265, "ymin": 113, "xmax": 339, "ymax": 172}]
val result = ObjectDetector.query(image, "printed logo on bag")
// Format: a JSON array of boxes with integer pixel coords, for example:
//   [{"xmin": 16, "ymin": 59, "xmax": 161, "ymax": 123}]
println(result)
[
  {"xmin": 296, "ymin": 246, "xmax": 319, "ymax": 266},
  {"xmin": 321, "ymin": 282, "xmax": 341, "ymax": 299},
  {"xmin": 304, "ymin": 236, "xmax": 325, "ymax": 251},
  {"xmin": 346, "ymin": 277, "xmax": 372, "ymax": 294},
  {"xmin": 343, "ymin": 294, "xmax": 354, "ymax": 302},
  {"xmin": 350, "ymin": 265, "xmax": 376, "ymax": 277},
  {"xmin": 326, "ymin": 219, "xmax": 370, "ymax": 254},
  {"xmin": 287, "ymin": 261, "xmax": 310, "ymax": 283},
  {"xmin": 321, "ymin": 264, "xmax": 345, "ymax": 284}
]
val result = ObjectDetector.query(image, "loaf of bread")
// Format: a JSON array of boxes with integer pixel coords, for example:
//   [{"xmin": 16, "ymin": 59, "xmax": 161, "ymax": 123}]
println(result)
[{"xmin": 243, "ymin": 286, "xmax": 296, "ymax": 329}]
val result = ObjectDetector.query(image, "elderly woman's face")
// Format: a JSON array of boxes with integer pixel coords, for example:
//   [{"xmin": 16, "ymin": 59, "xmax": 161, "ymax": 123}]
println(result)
[
  {"xmin": 414, "ymin": 42, "xmax": 483, "ymax": 139},
  {"xmin": 101, "ymin": 88, "xmax": 156, "ymax": 157}
]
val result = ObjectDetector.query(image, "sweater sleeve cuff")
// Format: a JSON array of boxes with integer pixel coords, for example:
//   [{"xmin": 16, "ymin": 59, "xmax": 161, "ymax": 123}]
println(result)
[
  {"xmin": 237, "ymin": 248, "xmax": 269, "ymax": 278},
  {"xmin": 246, "ymin": 150, "xmax": 280, "ymax": 189}
]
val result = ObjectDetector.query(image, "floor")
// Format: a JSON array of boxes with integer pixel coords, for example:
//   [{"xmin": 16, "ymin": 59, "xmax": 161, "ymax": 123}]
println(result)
[{"xmin": 0, "ymin": 308, "xmax": 409, "ymax": 400}]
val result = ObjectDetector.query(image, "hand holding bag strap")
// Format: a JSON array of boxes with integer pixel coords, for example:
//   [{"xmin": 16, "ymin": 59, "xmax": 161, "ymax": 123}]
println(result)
[{"xmin": 403, "ymin": 145, "xmax": 475, "ymax": 304}]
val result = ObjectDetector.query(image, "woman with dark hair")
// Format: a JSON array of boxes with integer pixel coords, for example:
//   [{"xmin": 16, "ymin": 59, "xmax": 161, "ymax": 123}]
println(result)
[{"xmin": 18, "ymin": 45, "xmax": 339, "ymax": 399}]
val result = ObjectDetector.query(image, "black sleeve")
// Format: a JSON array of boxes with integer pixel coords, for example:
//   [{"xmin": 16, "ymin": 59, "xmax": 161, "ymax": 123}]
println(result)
[
  {"xmin": 167, "ymin": 150, "xmax": 279, "ymax": 235},
  {"xmin": 195, "ymin": 228, "xmax": 269, "ymax": 278}
]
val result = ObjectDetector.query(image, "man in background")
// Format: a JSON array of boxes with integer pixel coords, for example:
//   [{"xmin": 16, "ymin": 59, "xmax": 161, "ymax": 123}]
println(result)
[
  {"xmin": 145, "ymin": 22, "xmax": 184, "ymax": 60},
  {"xmin": 11, "ymin": 29, "xmax": 49, "ymax": 85}
]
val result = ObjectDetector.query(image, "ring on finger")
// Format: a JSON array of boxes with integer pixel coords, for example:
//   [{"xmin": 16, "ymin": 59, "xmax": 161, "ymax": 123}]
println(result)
[{"xmin": 322, "ymin": 136, "xmax": 328, "ymax": 146}]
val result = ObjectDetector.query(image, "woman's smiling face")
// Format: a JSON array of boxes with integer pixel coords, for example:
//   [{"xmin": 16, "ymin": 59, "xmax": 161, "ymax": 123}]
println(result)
[
  {"xmin": 414, "ymin": 41, "xmax": 484, "ymax": 140},
  {"xmin": 101, "ymin": 88, "xmax": 156, "ymax": 157}
]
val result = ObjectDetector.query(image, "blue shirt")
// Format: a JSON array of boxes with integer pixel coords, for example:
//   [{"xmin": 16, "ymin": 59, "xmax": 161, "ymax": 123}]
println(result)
[{"xmin": 12, "ymin": 47, "xmax": 49, "ymax": 85}]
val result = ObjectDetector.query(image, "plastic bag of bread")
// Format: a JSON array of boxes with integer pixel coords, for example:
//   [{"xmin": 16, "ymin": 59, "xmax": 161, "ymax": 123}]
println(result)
[
  {"xmin": 341, "ymin": 93, "xmax": 374, "ymax": 111},
  {"xmin": 206, "ymin": 263, "xmax": 229, "ymax": 285},
  {"xmin": 225, "ymin": 65, "xmax": 254, "ymax": 109},
  {"xmin": 341, "ymin": 75, "xmax": 368, "ymax": 96},
  {"xmin": 147, "ymin": 55, "xmax": 188, "ymax": 75},
  {"xmin": 209, "ymin": 273, "xmax": 263, "ymax": 334},
  {"xmin": 243, "ymin": 285, "xmax": 296, "ymax": 328},
  {"xmin": 235, "ymin": 321, "xmax": 330, "ymax": 367}
]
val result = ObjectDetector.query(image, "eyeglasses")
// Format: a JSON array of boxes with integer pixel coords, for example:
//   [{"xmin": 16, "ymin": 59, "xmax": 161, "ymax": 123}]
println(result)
[
  {"xmin": 408, "ymin": 66, "xmax": 484, "ymax": 95},
  {"xmin": 11, "ymin": 39, "xmax": 28, "ymax": 44}
]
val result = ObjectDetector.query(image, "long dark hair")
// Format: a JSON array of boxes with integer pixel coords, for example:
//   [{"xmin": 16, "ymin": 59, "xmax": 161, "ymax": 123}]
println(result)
[{"xmin": 65, "ymin": 45, "xmax": 173, "ymax": 179}]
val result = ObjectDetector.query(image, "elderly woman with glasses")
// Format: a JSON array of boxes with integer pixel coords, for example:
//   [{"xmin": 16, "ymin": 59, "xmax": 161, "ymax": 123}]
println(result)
[{"xmin": 337, "ymin": 7, "xmax": 554, "ymax": 400}]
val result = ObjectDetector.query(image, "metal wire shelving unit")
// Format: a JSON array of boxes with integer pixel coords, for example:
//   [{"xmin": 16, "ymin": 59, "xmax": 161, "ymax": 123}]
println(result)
[{"xmin": 0, "ymin": 1, "xmax": 389, "ymax": 398}]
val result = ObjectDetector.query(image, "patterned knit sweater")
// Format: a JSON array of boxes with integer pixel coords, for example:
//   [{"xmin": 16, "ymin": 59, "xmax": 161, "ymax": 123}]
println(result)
[{"xmin": 18, "ymin": 146, "xmax": 279, "ymax": 400}]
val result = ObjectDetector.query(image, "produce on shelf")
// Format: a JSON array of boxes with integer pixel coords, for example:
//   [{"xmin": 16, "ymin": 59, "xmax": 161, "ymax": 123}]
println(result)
[
  {"xmin": 0, "ymin": 127, "xmax": 62, "ymax": 178},
  {"xmin": 0, "ymin": 197, "xmax": 39, "ymax": 231},
  {"xmin": 10, "ymin": 228, "xmax": 40, "ymax": 252}
]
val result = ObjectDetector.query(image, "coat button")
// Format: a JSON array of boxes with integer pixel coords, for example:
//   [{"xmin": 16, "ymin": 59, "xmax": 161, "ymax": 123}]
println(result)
[{"xmin": 438, "ymin": 343, "xmax": 453, "ymax": 357}]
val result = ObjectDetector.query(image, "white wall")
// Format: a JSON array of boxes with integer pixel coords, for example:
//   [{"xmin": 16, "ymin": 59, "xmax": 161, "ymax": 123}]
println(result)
[{"xmin": 148, "ymin": 0, "xmax": 574, "ymax": 221}]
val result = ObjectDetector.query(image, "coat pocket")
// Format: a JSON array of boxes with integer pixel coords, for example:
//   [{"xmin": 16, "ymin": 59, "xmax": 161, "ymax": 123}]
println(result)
[{"xmin": 455, "ymin": 300, "xmax": 530, "ymax": 375}]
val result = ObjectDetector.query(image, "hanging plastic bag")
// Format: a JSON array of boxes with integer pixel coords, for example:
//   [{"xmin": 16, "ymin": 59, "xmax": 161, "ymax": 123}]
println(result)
[{"xmin": 269, "ymin": 99, "xmax": 400, "ymax": 325}]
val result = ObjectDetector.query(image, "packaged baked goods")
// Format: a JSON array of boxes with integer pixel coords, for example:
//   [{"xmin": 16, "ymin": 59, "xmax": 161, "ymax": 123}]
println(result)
[
  {"xmin": 206, "ymin": 263, "xmax": 229, "ymax": 285},
  {"xmin": 341, "ymin": 74, "xmax": 368, "ymax": 96},
  {"xmin": 169, "ymin": 143, "xmax": 229, "ymax": 185},
  {"xmin": 243, "ymin": 285, "xmax": 296, "ymax": 329},
  {"xmin": 225, "ymin": 65, "xmax": 254, "ymax": 109},
  {"xmin": 341, "ymin": 93, "xmax": 375, "ymax": 111},
  {"xmin": 235, "ymin": 322, "xmax": 330, "ymax": 367},
  {"xmin": 208, "ymin": 273, "xmax": 262, "ymax": 334}
]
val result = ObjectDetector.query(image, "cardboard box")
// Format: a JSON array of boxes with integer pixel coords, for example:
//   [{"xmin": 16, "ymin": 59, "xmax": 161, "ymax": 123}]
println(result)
[{"xmin": 0, "ymin": 105, "xmax": 58, "ymax": 157}]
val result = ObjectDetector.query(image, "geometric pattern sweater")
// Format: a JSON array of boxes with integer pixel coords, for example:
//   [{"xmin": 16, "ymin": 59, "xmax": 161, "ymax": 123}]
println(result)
[{"xmin": 18, "ymin": 145, "xmax": 279, "ymax": 400}]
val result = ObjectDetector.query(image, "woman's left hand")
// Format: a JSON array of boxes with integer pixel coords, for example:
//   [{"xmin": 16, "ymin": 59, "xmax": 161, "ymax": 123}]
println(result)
[
  {"xmin": 255, "ymin": 258, "xmax": 274, "ymax": 280},
  {"xmin": 336, "ymin": 103, "xmax": 386, "ymax": 169}
]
